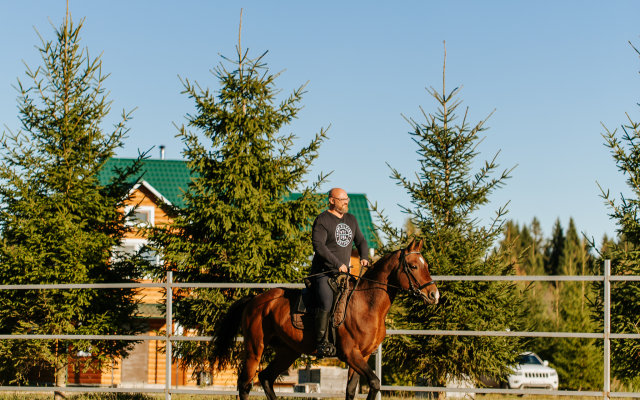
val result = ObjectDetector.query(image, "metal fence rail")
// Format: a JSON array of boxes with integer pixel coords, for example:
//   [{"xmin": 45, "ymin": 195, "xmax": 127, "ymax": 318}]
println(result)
[{"xmin": 0, "ymin": 260, "xmax": 637, "ymax": 399}]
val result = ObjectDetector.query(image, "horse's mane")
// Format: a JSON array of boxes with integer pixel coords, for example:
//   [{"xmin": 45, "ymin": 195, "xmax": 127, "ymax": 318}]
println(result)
[{"xmin": 362, "ymin": 248, "xmax": 399, "ymax": 280}]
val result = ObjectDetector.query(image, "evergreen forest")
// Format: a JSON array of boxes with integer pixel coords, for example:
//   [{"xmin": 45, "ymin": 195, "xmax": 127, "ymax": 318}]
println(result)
[{"xmin": 497, "ymin": 217, "xmax": 604, "ymax": 391}]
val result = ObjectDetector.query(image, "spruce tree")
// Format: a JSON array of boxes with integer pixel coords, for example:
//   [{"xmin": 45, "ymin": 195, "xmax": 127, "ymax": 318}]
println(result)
[
  {"xmin": 545, "ymin": 219, "xmax": 565, "ymax": 276},
  {"xmin": 520, "ymin": 218, "xmax": 547, "ymax": 327},
  {"xmin": 148, "ymin": 46, "xmax": 327, "ymax": 369},
  {"xmin": 495, "ymin": 219, "xmax": 552, "ymax": 362},
  {"xmin": 596, "ymin": 42, "xmax": 640, "ymax": 382},
  {"xmin": 498, "ymin": 220, "xmax": 545, "ymax": 276},
  {"xmin": 500, "ymin": 221, "xmax": 523, "ymax": 274},
  {"xmin": 0, "ymin": 16, "xmax": 144, "ymax": 388},
  {"xmin": 528, "ymin": 217, "xmax": 546, "ymax": 275},
  {"xmin": 374, "ymin": 56, "xmax": 526, "ymax": 390},
  {"xmin": 548, "ymin": 219, "xmax": 602, "ymax": 390}
]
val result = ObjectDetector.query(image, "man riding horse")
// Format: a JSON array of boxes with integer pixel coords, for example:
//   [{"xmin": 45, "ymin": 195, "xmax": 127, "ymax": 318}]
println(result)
[
  {"xmin": 211, "ymin": 237, "xmax": 439, "ymax": 400},
  {"xmin": 310, "ymin": 187, "xmax": 370, "ymax": 357}
]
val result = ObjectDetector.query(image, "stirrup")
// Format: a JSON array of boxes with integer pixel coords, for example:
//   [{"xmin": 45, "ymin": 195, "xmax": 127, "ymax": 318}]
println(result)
[{"xmin": 316, "ymin": 340, "xmax": 336, "ymax": 358}]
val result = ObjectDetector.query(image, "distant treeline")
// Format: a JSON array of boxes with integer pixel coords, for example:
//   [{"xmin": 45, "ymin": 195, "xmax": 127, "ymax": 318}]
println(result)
[{"xmin": 498, "ymin": 217, "xmax": 619, "ymax": 391}]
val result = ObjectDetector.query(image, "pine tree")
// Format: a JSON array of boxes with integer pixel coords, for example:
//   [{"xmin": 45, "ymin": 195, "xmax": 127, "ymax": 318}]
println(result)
[
  {"xmin": 595, "ymin": 42, "xmax": 640, "ymax": 383},
  {"xmin": 545, "ymin": 219, "xmax": 565, "ymax": 276},
  {"xmin": 500, "ymin": 221, "xmax": 523, "ymax": 274},
  {"xmin": 494, "ymin": 219, "xmax": 552, "ymax": 366},
  {"xmin": 0, "ymin": 16, "xmax": 144, "ymax": 388},
  {"xmin": 147, "ymin": 46, "xmax": 327, "ymax": 369},
  {"xmin": 373, "ymin": 55, "xmax": 526, "ymax": 390},
  {"xmin": 519, "ymin": 218, "xmax": 548, "ymax": 337},
  {"xmin": 498, "ymin": 219, "xmax": 545, "ymax": 276},
  {"xmin": 547, "ymin": 219, "xmax": 602, "ymax": 390},
  {"xmin": 528, "ymin": 217, "xmax": 546, "ymax": 275},
  {"xmin": 560, "ymin": 219, "xmax": 583, "ymax": 276}
]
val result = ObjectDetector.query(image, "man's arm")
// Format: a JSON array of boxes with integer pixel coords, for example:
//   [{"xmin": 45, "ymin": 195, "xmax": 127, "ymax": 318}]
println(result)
[{"xmin": 353, "ymin": 219, "xmax": 370, "ymax": 265}]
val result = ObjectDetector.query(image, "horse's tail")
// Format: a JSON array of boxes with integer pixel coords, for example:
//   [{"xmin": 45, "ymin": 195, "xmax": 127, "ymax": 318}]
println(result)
[{"xmin": 210, "ymin": 295, "xmax": 253, "ymax": 371}]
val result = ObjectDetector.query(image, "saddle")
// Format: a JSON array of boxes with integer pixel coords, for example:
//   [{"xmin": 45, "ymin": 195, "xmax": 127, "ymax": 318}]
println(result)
[{"xmin": 290, "ymin": 274, "xmax": 352, "ymax": 331}]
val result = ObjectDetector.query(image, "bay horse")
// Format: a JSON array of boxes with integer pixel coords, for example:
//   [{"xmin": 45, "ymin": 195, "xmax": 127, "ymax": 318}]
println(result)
[{"xmin": 210, "ymin": 238, "xmax": 439, "ymax": 400}]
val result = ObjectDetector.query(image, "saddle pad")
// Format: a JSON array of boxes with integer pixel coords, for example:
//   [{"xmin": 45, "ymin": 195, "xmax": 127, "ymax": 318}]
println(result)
[{"xmin": 291, "ymin": 283, "xmax": 350, "ymax": 330}]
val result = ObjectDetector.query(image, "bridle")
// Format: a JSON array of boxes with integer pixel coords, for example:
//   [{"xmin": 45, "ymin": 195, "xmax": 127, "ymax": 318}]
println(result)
[{"xmin": 399, "ymin": 248, "xmax": 436, "ymax": 299}]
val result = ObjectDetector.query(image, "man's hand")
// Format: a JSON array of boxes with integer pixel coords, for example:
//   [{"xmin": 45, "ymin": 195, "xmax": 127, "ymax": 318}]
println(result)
[
  {"xmin": 339, "ymin": 264, "xmax": 349, "ymax": 274},
  {"xmin": 361, "ymin": 259, "xmax": 370, "ymax": 267}
]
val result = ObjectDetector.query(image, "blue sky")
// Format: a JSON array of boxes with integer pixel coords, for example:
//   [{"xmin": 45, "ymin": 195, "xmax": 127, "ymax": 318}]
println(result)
[{"xmin": 1, "ymin": 1, "xmax": 639, "ymax": 243}]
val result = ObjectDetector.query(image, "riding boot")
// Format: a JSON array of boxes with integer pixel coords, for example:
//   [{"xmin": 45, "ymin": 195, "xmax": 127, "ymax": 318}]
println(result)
[{"xmin": 314, "ymin": 309, "xmax": 334, "ymax": 357}]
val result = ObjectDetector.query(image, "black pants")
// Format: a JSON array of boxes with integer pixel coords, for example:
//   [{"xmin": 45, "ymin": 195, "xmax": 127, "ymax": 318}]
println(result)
[{"xmin": 310, "ymin": 274, "xmax": 335, "ymax": 312}]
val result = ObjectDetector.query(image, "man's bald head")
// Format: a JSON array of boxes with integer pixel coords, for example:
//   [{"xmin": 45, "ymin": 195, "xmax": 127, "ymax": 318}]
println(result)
[
  {"xmin": 328, "ymin": 188, "xmax": 349, "ymax": 215},
  {"xmin": 328, "ymin": 188, "xmax": 347, "ymax": 199}
]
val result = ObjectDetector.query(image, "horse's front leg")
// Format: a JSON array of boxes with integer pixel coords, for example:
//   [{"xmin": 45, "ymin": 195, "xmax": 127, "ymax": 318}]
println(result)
[
  {"xmin": 343, "ymin": 349, "xmax": 379, "ymax": 400},
  {"xmin": 346, "ymin": 366, "xmax": 360, "ymax": 400}
]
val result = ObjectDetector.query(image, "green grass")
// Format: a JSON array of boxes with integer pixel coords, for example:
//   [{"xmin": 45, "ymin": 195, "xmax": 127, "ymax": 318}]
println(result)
[
  {"xmin": 0, "ymin": 394, "xmax": 157, "ymax": 400},
  {"xmin": 0, "ymin": 393, "xmax": 628, "ymax": 400}
]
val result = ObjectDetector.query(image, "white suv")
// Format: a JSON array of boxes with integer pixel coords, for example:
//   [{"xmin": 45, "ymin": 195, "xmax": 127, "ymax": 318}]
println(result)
[{"xmin": 505, "ymin": 352, "xmax": 558, "ymax": 390}]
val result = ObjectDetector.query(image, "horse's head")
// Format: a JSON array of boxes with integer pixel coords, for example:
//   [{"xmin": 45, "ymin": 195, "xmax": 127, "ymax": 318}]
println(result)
[{"xmin": 395, "ymin": 238, "xmax": 439, "ymax": 304}]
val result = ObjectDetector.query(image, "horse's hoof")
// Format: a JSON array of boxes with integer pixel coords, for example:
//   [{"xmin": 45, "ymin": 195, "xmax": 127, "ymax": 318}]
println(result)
[{"xmin": 239, "ymin": 382, "xmax": 252, "ymax": 394}]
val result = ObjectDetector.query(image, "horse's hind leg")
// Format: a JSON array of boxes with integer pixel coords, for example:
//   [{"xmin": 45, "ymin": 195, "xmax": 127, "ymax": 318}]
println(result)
[
  {"xmin": 237, "ymin": 330, "xmax": 266, "ymax": 400},
  {"xmin": 258, "ymin": 346, "xmax": 300, "ymax": 400},
  {"xmin": 346, "ymin": 366, "xmax": 360, "ymax": 400}
]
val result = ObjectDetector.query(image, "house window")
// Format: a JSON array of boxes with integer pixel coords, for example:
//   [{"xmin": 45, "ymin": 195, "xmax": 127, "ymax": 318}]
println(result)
[
  {"xmin": 125, "ymin": 206, "xmax": 155, "ymax": 227},
  {"xmin": 114, "ymin": 239, "xmax": 161, "ymax": 268},
  {"xmin": 140, "ymin": 247, "xmax": 161, "ymax": 266}
]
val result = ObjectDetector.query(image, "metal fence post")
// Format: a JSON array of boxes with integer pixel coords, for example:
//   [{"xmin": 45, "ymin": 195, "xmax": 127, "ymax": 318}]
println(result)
[
  {"xmin": 604, "ymin": 260, "xmax": 611, "ymax": 400},
  {"xmin": 376, "ymin": 343, "xmax": 382, "ymax": 400},
  {"xmin": 166, "ymin": 270, "xmax": 173, "ymax": 400}
]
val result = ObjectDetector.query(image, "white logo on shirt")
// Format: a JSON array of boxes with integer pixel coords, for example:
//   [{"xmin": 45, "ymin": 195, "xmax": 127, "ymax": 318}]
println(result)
[{"xmin": 335, "ymin": 223, "xmax": 353, "ymax": 247}]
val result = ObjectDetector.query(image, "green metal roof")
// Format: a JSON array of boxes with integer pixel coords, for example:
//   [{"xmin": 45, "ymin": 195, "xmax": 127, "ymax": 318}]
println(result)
[
  {"xmin": 99, "ymin": 158, "xmax": 378, "ymax": 248},
  {"xmin": 98, "ymin": 158, "xmax": 193, "ymax": 207}
]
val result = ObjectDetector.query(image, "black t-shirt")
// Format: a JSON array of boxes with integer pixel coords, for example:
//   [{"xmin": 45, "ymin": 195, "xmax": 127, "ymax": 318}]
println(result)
[{"xmin": 311, "ymin": 210, "xmax": 369, "ymax": 274}]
